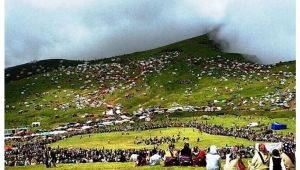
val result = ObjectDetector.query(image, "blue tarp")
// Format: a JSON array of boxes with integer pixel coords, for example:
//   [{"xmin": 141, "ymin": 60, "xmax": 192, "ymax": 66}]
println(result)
[
  {"xmin": 5, "ymin": 132, "xmax": 12, "ymax": 136},
  {"xmin": 42, "ymin": 132, "xmax": 50, "ymax": 136},
  {"xmin": 271, "ymin": 122, "xmax": 287, "ymax": 130}
]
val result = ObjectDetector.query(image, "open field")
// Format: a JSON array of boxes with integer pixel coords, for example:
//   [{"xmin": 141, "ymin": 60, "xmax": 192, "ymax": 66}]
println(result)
[
  {"xmin": 46, "ymin": 115, "xmax": 296, "ymax": 150},
  {"xmin": 49, "ymin": 128, "xmax": 255, "ymax": 150}
]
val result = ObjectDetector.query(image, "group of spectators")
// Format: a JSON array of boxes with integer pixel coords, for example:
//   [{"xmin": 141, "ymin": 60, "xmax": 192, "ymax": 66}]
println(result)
[
  {"xmin": 4, "ymin": 119, "xmax": 296, "ymax": 168},
  {"xmin": 4, "ymin": 140, "xmax": 296, "ymax": 170}
]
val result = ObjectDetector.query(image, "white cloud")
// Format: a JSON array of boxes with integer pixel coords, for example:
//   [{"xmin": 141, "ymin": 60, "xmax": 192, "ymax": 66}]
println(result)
[{"xmin": 5, "ymin": 0, "xmax": 296, "ymax": 67}]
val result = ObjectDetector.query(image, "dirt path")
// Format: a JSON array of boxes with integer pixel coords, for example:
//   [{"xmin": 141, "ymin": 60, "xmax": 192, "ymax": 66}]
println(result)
[{"xmin": 289, "ymin": 98, "xmax": 296, "ymax": 109}]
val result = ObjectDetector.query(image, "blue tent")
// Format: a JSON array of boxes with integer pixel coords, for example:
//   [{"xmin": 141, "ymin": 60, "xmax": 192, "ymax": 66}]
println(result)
[{"xmin": 271, "ymin": 122, "xmax": 287, "ymax": 130}]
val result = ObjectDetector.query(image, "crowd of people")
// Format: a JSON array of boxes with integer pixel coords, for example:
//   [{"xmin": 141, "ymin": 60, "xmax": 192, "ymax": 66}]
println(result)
[
  {"xmin": 5, "ymin": 118, "xmax": 295, "ymax": 148},
  {"xmin": 5, "ymin": 140, "xmax": 296, "ymax": 170},
  {"xmin": 5, "ymin": 121, "xmax": 295, "ymax": 165},
  {"xmin": 5, "ymin": 118, "xmax": 296, "ymax": 169}
]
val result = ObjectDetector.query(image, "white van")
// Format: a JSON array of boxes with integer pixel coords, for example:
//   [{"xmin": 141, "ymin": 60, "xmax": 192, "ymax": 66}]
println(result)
[{"xmin": 247, "ymin": 122, "xmax": 259, "ymax": 128}]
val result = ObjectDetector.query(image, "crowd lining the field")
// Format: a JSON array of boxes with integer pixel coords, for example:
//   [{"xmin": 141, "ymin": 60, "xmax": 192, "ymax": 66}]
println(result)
[{"xmin": 5, "ymin": 120, "xmax": 295, "ymax": 168}]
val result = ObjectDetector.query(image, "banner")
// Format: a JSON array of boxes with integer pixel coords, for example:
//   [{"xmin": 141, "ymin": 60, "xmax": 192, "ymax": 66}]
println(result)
[{"xmin": 255, "ymin": 142, "xmax": 282, "ymax": 152}]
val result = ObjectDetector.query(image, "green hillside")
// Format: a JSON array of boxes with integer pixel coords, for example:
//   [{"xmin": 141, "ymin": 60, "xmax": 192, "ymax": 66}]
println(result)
[{"xmin": 4, "ymin": 33, "xmax": 296, "ymax": 130}]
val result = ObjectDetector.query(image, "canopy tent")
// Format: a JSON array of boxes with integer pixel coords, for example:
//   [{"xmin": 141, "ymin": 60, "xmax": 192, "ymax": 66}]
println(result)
[
  {"xmin": 50, "ymin": 131, "xmax": 66, "ymax": 135},
  {"xmin": 271, "ymin": 122, "xmax": 287, "ymax": 130}
]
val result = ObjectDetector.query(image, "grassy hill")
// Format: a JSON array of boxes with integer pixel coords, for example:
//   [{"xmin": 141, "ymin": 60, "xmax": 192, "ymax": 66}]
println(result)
[{"xmin": 4, "ymin": 33, "xmax": 296, "ymax": 130}]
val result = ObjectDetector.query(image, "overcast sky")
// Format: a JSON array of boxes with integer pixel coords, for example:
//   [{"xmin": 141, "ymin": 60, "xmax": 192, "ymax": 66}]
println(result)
[{"xmin": 4, "ymin": 0, "xmax": 296, "ymax": 68}]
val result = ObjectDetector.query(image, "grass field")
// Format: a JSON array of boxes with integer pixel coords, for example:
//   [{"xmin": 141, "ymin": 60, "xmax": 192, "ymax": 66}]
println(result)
[
  {"xmin": 47, "ymin": 114, "xmax": 296, "ymax": 150},
  {"xmin": 3, "ymin": 114, "xmax": 289, "ymax": 150},
  {"xmin": 49, "ymin": 128, "xmax": 258, "ymax": 150}
]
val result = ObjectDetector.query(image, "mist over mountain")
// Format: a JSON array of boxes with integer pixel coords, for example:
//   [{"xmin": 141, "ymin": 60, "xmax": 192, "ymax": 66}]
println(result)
[{"xmin": 5, "ymin": 0, "xmax": 295, "ymax": 68}]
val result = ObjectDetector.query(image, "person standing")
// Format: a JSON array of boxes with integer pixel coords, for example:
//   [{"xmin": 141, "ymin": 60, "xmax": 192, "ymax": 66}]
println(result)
[
  {"xmin": 49, "ymin": 147, "xmax": 57, "ymax": 167},
  {"xmin": 43, "ymin": 147, "xmax": 50, "ymax": 168},
  {"xmin": 206, "ymin": 145, "xmax": 221, "ymax": 170}
]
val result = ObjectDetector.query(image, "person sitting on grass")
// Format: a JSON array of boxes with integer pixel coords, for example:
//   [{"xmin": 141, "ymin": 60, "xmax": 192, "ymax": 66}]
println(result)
[
  {"xmin": 146, "ymin": 149, "xmax": 161, "ymax": 166},
  {"xmin": 30, "ymin": 157, "xmax": 37, "ymax": 165},
  {"xmin": 270, "ymin": 149, "xmax": 286, "ymax": 170},
  {"xmin": 192, "ymin": 146, "xmax": 206, "ymax": 167},
  {"xmin": 129, "ymin": 152, "xmax": 139, "ymax": 162},
  {"xmin": 248, "ymin": 143, "xmax": 270, "ymax": 170},
  {"xmin": 120, "ymin": 152, "xmax": 127, "ymax": 162},
  {"xmin": 280, "ymin": 141, "xmax": 295, "ymax": 170},
  {"xmin": 163, "ymin": 143, "xmax": 178, "ymax": 166},
  {"xmin": 223, "ymin": 147, "xmax": 245, "ymax": 170},
  {"xmin": 206, "ymin": 145, "xmax": 221, "ymax": 170},
  {"xmin": 134, "ymin": 152, "xmax": 146, "ymax": 167},
  {"xmin": 179, "ymin": 142, "xmax": 192, "ymax": 166}
]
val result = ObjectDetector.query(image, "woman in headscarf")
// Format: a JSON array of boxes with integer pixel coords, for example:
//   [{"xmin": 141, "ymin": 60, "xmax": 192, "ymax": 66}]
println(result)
[
  {"xmin": 248, "ymin": 143, "xmax": 269, "ymax": 170},
  {"xmin": 280, "ymin": 141, "xmax": 295, "ymax": 170},
  {"xmin": 206, "ymin": 145, "xmax": 221, "ymax": 170}
]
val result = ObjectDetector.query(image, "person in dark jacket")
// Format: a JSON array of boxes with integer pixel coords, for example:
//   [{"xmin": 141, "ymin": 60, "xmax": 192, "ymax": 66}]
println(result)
[
  {"xmin": 179, "ymin": 143, "xmax": 192, "ymax": 166},
  {"xmin": 49, "ymin": 147, "xmax": 57, "ymax": 167},
  {"xmin": 269, "ymin": 149, "xmax": 286, "ymax": 170},
  {"xmin": 43, "ymin": 148, "xmax": 50, "ymax": 168}
]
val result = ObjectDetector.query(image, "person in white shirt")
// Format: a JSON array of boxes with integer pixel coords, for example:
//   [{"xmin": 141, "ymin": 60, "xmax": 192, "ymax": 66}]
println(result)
[
  {"xmin": 146, "ymin": 149, "xmax": 161, "ymax": 166},
  {"xmin": 129, "ymin": 153, "xmax": 138, "ymax": 162}
]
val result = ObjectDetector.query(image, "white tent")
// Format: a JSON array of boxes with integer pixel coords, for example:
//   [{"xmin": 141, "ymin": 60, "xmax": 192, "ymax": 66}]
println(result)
[
  {"xmin": 116, "ymin": 109, "xmax": 122, "ymax": 114},
  {"xmin": 32, "ymin": 122, "xmax": 40, "ymax": 127},
  {"xmin": 120, "ymin": 115, "xmax": 132, "ymax": 120},
  {"xmin": 102, "ymin": 122, "xmax": 114, "ymax": 126},
  {"xmin": 50, "ymin": 131, "xmax": 66, "ymax": 135},
  {"xmin": 81, "ymin": 126, "xmax": 91, "ymax": 130},
  {"xmin": 106, "ymin": 109, "xmax": 114, "ymax": 116},
  {"xmin": 86, "ymin": 120, "xmax": 93, "ymax": 124},
  {"xmin": 139, "ymin": 116, "xmax": 146, "ymax": 120},
  {"xmin": 114, "ymin": 120, "xmax": 124, "ymax": 124}
]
